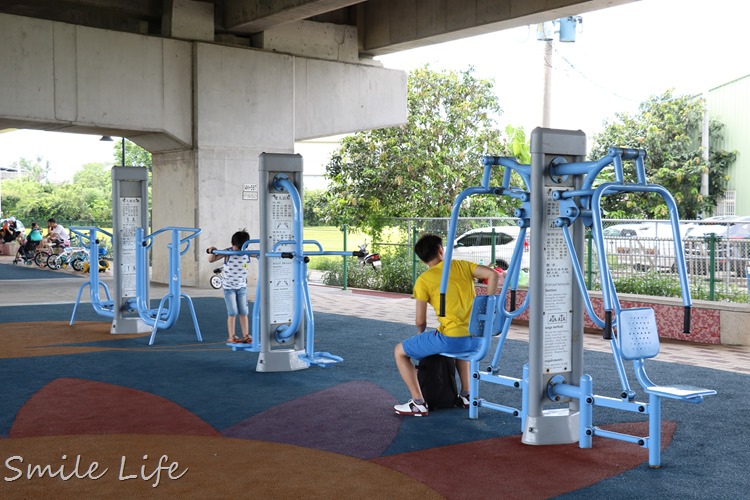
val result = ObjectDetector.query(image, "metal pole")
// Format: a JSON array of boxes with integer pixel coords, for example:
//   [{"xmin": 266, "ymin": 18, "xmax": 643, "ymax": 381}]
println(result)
[
  {"xmin": 708, "ymin": 233, "xmax": 716, "ymax": 301},
  {"xmin": 586, "ymin": 230, "xmax": 593, "ymax": 290},
  {"xmin": 412, "ymin": 227, "xmax": 418, "ymax": 287},
  {"xmin": 700, "ymin": 96, "xmax": 709, "ymax": 197},
  {"xmin": 342, "ymin": 224, "xmax": 348, "ymax": 290},
  {"xmin": 491, "ymin": 228, "xmax": 497, "ymax": 266},
  {"xmin": 121, "ymin": 137, "xmax": 126, "ymax": 167},
  {"xmin": 542, "ymin": 41, "xmax": 553, "ymax": 127}
]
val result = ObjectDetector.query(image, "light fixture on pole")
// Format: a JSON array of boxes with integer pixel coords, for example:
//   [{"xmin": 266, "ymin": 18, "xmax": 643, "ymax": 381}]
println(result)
[{"xmin": 99, "ymin": 135, "xmax": 125, "ymax": 166}]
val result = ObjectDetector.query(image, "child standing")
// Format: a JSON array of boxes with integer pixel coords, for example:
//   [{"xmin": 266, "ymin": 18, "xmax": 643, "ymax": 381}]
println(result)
[{"xmin": 207, "ymin": 229, "xmax": 252, "ymax": 344}]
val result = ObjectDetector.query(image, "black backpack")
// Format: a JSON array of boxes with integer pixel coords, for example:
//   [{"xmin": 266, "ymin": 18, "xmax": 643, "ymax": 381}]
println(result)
[{"xmin": 417, "ymin": 354, "xmax": 460, "ymax": 409}]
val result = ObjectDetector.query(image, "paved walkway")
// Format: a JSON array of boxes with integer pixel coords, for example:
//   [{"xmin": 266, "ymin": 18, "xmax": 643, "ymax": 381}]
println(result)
[{"xmin": 2, "ymin": 254, "xmax": 749, "ymax": 375}]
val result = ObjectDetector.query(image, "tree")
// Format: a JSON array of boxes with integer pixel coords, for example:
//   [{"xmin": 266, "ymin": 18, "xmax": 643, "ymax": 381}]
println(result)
[
  {"xmin": 10, "ymin": 156, "xmax": 51, "ymax": 183},
  {"xmin": 589, "ymin": 90, "xmax": 736, "ymax": 219},
  {"xmin": 71, "ymin": 163, "xmax": 113, "ymax": 221},
  {"xmin": 303, "ymin": 189, "xmax": 329, "ymax": 226},
  {"xmin": 73, "ymin": 162, "xmax": 112, "ymax": 192},
  {"xmin": 323, "ymin": 66, "xmax": 529, "ymax": 234},
  {"xmin": 1, "ymin": 161, "xmax": 114, "ymax": 224},
  {"xmin": 114, "ymin": 139, "xmax": 152, "ymax": 171}
]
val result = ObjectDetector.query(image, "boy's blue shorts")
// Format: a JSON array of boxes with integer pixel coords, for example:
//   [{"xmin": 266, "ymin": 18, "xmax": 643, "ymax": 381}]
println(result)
[
  {"xmin": 401, "ymin": 329, "xmax": 480, "ymax": 360},
  {"xmin": 223, "ymin": 287, "xmax": 249, "ymax": 317}
]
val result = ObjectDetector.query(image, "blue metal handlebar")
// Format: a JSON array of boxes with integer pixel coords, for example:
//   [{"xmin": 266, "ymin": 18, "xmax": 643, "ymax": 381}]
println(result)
[
  {"xmin": 70, "ymin": 226, "xmax": 113, "ymax": 241},
  {"xmin": 209, "ymin": 239, "xmax": 261, "ymax": 258},
  {"xmin": 440, "ymin": 156, "xmax": 531, "ymax": 317},
  {"xmin": 142, "ymin": 226, "xmax": 201, "ymax": 254}
]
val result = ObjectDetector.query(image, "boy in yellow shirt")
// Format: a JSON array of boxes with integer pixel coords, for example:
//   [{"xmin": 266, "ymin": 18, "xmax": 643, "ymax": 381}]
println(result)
[{"xmin": 394, "ymin": 233, "xmax": 499, "ymax": 416}]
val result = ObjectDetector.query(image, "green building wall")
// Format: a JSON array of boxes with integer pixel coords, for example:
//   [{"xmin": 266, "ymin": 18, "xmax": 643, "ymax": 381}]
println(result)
[{"xmin": 707, "ymin": 74, "xmax": 750, "ymax": 216}]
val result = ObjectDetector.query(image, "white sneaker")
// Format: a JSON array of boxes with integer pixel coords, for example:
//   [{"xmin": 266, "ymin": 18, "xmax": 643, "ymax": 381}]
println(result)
[
  {"xmin": 459, "ymin": 394, "xmax": 470, "ymax": 409},
  {"xmin": 394, "ymin": 399, "xmax": 429, "ymax": 417}
]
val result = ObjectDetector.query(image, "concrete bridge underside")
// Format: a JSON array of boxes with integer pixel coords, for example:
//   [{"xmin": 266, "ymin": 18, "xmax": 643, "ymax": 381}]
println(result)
[{"xmin": 0, "ymin": 0, "xmax": 633, "ymax": 286}]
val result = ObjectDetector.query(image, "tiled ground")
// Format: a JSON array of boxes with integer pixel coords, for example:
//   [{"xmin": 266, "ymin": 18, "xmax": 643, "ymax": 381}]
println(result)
[{"xmin": 306, "ymin": 286, "xmax": 750, "ymax": 375}]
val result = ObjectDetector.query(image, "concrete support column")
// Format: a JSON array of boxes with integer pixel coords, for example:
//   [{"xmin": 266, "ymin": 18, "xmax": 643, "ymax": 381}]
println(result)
[
  {"xmin": 150, "ymin": 41, "xmax": 407, "ymax": 289},
  {"xmin": 151, "ymin": 146, "xmax": 266, "ymax": 287},
  {"xmin": 150, "ymin": 42, "xmax": 296, "ymax": 286}
]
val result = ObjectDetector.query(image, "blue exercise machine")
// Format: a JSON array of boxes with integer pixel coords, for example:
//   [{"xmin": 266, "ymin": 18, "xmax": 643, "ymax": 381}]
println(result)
[
  {"xmin": 439, "ymin": 155, "xmax": 533, "ymax": 421},
  {"xmin": 251, "ymin": 153, "xmax": 364, "ymax": 371},
  {"xmin": 69, "ymin": 226, "xmax": 115, "ymax": 324},
  {"xmin": 266, "ymin": 172, "xmax": 362, "ymax": 367},
  {"xmin": 135, "ymin": 226, "xmax": 203, "ymax": 346},
  {"xmin": 546, "ymin": 141, "xmax": 715, "ymax": 468},
  {"xmin": 439, "ymin": 128, "xmax": 714, "ymax": 468},
  {"xmin": 206, "ymin": 155, "xmax": 362, "ymax": 370}
]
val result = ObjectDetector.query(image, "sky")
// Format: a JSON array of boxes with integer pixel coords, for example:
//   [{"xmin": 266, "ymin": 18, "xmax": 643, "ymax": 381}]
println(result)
[
  {"xmin": 376, "ymin": 0, "xmax": 750, "ymax": 134},
  {"xmin": 1, "ymin": 0, "xmax": 749, "ymax": 183}
]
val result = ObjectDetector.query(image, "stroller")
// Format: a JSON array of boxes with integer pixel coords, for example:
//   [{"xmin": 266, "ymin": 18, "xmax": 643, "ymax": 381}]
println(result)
[
  {"xmin": 14, "ymin": 222, "xmax": 43, "ymax": 265},
  {"xmin": 14, "ymin": 237, "xmax": 40, "ymax": 265}
]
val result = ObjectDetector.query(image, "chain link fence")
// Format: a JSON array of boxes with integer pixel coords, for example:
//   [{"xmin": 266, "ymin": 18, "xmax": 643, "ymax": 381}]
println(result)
[
  {"xmin": 371, "ymin": 217, "xmax": 749, "ymax": 304},
  {"xmin": 50, "ymin": 217, "xmax": 750, "ymax": 303}
]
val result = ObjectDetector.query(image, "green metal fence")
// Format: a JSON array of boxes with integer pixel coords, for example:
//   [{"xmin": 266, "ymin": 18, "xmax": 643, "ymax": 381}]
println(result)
[{"xmin": 368, "ymin": 217, "xmax": 749, "ymax": 304}]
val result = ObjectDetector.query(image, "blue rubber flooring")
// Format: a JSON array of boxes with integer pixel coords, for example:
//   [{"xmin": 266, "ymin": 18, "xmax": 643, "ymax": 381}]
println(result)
[{"xmin": 0, "ymin": 296, "xmax": 747, "ymax": 497}]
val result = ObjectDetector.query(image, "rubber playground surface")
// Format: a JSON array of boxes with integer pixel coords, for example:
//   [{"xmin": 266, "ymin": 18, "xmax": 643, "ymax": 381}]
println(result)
[{"xmin": 0, "ymin": 263, "xmax": 748, "ymax": 499}]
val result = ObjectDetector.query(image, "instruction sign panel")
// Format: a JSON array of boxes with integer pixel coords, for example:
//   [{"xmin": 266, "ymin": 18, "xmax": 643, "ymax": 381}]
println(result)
[
  {"xmin": 118, "ymin": 197, "xmax": 140, "ymax": 297},
  {"xmin": 543, "ymin": 187, "xmax": 573, "ymax": 373},
  {"xmin": 243, "ymin": 183, "xmax": 258, "ymax": 200},
  {"xmin": 268, "ymin": 192, "xmax": 294, "ymax": 323}
]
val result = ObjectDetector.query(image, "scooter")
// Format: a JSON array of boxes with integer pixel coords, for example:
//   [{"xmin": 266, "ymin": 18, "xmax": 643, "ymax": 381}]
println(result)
[{"xmin": 357, "ymin": 242, "xmax": 382, "ymax": 270}]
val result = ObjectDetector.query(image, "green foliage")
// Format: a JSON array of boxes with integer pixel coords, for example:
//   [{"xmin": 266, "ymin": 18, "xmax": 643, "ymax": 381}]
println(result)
[
  {"xmin": 610, "ymin": 271, "xmax": 747, "ymax": 303},
  {"xmin": 303, "ymin": 189, "xmax": 329, "ymax": 226},
  {"xmin": 590, "ymin": 90, "xmax": 736, "ymax": 219},
  {"xmin": 613, "ymin": 272, "xmax": 683, "ymax": 297},
  {"xmin": 114, "ymin": 140, "xmax": 152, "ymax": 170},
  {"xmin": 317, "ymin": 247, "xmax": 425, "ymax": 294},
  {"xmin": 2, "ymin": 160, "xmax": 114, "ymax": 225},
  {"xmin": 323, "ymin": 66, "xmax": 528, "ymax": 235},
  {"xmin": 10, "ymin": 156, "xmax": 52, "ymax": 183},
  {"xmin": 2, "ymin": 139, "xmax": 153, "ymax": 224},
  {"xmin": 321, "ymin": 259, "xmax": 383, "ymax": 290},
  {"xmin": 380, "ymin": 251, "xmax": 426, "ymax": 294}
]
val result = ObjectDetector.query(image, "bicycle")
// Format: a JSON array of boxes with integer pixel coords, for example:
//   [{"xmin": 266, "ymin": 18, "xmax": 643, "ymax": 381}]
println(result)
[
  {"xmin": 82, "ymin": 247, "xmax": 111, "ymax": 273},
  {"xmin": 210, "ymin": 267, "xmax": 224, "ymax": 289},
  {"xmin": 47, "ymin": 245, "xmax": 87, "ymax": 270},
  {"xmin": 32, "ymin": 240, "xmax": 69, "ymax": 268}
]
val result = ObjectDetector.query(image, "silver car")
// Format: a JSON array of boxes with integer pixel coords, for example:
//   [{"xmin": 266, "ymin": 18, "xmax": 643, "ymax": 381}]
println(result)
[
  {"xmin": 451, "ymin": 226, "xmax": 530, "ymax": 270},
  {"xmin": 604, "ymin": 222, "xmax": 685, "ymax": 272}
]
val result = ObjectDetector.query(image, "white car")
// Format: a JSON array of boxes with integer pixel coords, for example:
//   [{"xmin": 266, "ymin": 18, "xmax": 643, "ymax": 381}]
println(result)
[{"xmin": 451, "ymin": 226, "xmax": 530, "ymax": 270}]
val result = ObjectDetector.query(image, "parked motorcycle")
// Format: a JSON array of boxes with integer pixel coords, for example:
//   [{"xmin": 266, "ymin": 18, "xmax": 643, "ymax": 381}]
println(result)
[{"xmin": 356, "ymin": 242, "xmax": 382, "ymax": 270}]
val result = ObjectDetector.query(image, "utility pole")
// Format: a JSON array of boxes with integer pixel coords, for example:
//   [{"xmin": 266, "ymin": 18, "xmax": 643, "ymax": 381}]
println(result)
[
  {"xmin": 538, "ymin": 16, "xmax": 582, "ymax": 128},
  {"xmin": 542, "ymin": 41, "xmax": 553, "ymax": 127}
]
